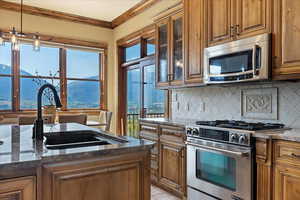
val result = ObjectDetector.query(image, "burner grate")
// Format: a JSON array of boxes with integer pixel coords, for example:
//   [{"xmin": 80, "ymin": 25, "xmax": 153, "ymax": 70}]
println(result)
[{"xmin": 195, "ymin": 120, "xmax": 284, "ymax": 131}]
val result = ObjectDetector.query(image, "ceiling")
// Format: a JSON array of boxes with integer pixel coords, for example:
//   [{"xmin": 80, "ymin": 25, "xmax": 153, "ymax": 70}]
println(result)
[{"xmin": 4, "ymin": 0, "xmax": 143, "ymax": 21}]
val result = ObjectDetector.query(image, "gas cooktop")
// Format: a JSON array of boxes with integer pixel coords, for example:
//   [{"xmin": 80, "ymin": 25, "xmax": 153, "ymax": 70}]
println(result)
[{"xmin": 195, "ymin": 120, "xmax": 285, "ymax": 131}]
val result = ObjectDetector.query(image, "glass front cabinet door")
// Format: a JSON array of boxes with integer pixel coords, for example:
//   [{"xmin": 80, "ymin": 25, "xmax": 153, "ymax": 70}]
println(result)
[{"xmin": 155, "ymin": 8, "xmax": 184, "ymax": 88}]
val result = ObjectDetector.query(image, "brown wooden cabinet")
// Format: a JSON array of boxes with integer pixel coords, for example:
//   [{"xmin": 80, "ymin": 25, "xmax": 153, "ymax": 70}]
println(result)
[
  {"xmin": 273, "ymin": 0, "xmax": 300, "ymax": 80},
  {"xmin": 235, "ymin": 0, "xmax": 271, "ymax": 39},
  {"xmin": 0, "ymin": 177, "xmax": 36, "ymax": 200},
  {"xmin": 139, "ymin": 121, "xmax": 186, "ymax": 198},
  {"xmin": 159, "ymin": 125, "xmax": 186, "ymax": 197},
  {"xmin": 184, "ymin": 0, "xmax": 204, "ymax": 85},
  {"xmin": 205, "ymin": 0, "xmax": 234, "ymax": 46},
  {"xmin": 205, "ymin": 0, "xmax": 271, "ymax": 46},
  {"xmin": 155, "ymin": 5, "xmax": 184, "ymax": 88},
  {"xmin": 42, "ymin": 152, "xmax": 150, "ymax": 200},
  {"xmin": 139, "ymin": 122, "xmax": 159, "ymax": 184},
  {"xmin": 256, "ymin": 139, "xmax": 300, "ymax": 200}
]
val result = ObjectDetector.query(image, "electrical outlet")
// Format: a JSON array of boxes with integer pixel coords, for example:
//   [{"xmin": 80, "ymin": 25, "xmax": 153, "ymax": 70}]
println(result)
[
  {"xmin": 186, "ymin": 102, "xmax": 190, "ymax": 111},
  {"xmin": 199, "ymin": 101, "xmax": 205, "ymax": 112}
]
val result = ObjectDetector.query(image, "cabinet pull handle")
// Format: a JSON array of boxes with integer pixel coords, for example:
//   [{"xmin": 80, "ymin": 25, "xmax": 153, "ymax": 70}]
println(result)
[
  {"xmin": 236, "ymin": 25, "xmax": 240, "ymax": 36},
  {"xmin": 291, "ymin": 153, "xmax": 300, "ymax": 159},
  {"xmin": 230, "ymin": 26, "xmax": 235, "ymax": 37}
]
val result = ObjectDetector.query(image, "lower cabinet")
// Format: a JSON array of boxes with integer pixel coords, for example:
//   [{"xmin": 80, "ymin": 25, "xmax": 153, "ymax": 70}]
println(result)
[
  {"xmin": 139, "ymin": 121, "xmax": 186, "ymax": 198},
  {"xmin": 0, "ymin": 177, "xmax": 36, "ymax": 200},
  {"xmin": 159, "ymin": 140, "xmax": 186, "ymax": 197},
  {"xmin": 256, "ymin": 139, "xmax": 300, "ymax": 200},
  {"xmin": 274, "ymin": 165, "xmax": 300, "ymax": 200},
  {"xmin": 42, "ymin": 152, "xmax": 150, "ymax": 200}
]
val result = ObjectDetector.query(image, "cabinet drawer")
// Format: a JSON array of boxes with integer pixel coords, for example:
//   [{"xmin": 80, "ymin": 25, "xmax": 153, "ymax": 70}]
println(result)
[
  {"xmin": 274, "ymin": 140, "xmax": 300, "ymax": 166},
  {"xmin": 160, "ymin": 125, "xmax": 185, "ymax": 143},
  {"xmin": 140, "ymin": 136, "xmax": 158, "ymax": 156},
  {"xmin": 139, "ymin": 122, "xmax": 159, "ymax": 139}
]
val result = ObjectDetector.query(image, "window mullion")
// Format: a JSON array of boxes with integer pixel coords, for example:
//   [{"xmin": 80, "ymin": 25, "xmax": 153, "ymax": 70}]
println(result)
[
  {"xmin": 12, "ymin": 49, "xmax": 20, "ymax": 112},
  {"xmin": 60, "ymin": 48, "xmax": 67, "ymax": 111}
]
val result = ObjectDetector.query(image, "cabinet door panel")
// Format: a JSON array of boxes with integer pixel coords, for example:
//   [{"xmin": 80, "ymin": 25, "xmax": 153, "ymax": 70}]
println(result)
[
  {"xmin": 236, "ymin": 0, "xmax": 270, "ymax": 38},
  {"xmin": 156, "ymin": 19, "xmax": 170, "ymax": 87},
  {"xmin": 273, "ymin": 0, "xmax": 300, "ymax": 79},
  {"xmin": 170, "ymin": 13, "xmax": 184, "ymax": 85},
  {"xmin": 184, "ymin": 0, "xmax": 204, "ymax": 84},
  {"xmin": 42, "ymin": 154, "xmax": 150, "ymax": 200},
  {"xmin": 274, "ymin": 165, "xmax": 300, "ymax": 200},
  {"xmin": 206, "ymin": 0, "xmax": 233, "ymax": 46},
  {"xmin": 159, "ymin": 140, "xmax": 185, "ymax": 196},
  {"xmin": 0, "ymin": 177, "xmax": 35, "ymax": 200}
]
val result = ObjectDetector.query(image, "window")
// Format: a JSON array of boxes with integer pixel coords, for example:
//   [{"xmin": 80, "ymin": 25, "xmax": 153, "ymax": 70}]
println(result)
[
  {"xmin": 118, "ymin": 31, "xmax": 168, "ymax": 137},
  {"xmin": 125, "ymin": 43, "xmax": 141, "ymax": 62},
  {"xmin": 0, "ymin": 43, "xmax": 12, "ymax": 110},
  {"xmin": 20, "ymin": 44, "xmax": 60, "ymax": 109},
  {"xmin": 0, "ymin": 41, "xmax": 106, "ymax": 112},
  {"xmin": 66, "ymin": 49, "xmax": 101, "ymax": 109},
  {"xmin": 146, "ymin": 39, "xmax": 155, "ymax": 56}
]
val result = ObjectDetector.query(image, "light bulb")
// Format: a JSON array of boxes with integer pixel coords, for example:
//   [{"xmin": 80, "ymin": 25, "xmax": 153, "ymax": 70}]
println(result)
[
  {"xmin": 12, "ymin": 41, "xmax": 20, "ymax": 51},
  {"xmin": 0, "ymin": 32, "xmax": 4, "ymax": 46},
  {"xmin": 33, "ymin": 34, "xmax": 40, "ymax": 52},
  {"xmin": 11, "ymin": 32, "xmax": 17, "ymax": 44}
]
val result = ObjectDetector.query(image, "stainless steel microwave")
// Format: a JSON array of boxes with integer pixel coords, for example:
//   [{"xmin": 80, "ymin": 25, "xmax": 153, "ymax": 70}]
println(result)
[{"xmin": 204, "ymin": 33, "xmax": 271, "ymax": 84}]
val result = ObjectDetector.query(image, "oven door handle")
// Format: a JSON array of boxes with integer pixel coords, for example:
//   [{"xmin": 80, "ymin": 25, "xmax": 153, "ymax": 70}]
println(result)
[{"xmin": 186, "ymin": 142, "xmax": 250, "ymax": 158}]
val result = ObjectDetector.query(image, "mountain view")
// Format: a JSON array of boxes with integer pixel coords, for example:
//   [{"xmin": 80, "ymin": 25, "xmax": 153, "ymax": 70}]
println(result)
[{"xmin": 0, "ymin": 64, "xmax": 100, "ymax": 110}]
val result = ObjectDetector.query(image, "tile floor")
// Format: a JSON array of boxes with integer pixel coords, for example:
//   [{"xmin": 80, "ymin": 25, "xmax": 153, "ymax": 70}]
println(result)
[{"xmin": 151, "ymin": 185, "xmax": 180, "ymax": 200}]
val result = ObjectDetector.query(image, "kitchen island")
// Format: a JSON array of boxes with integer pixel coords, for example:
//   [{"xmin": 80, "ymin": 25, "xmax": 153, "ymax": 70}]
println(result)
[{"xmin": 0, "ymin": 123, "xmax": 154, "ymax": 200}]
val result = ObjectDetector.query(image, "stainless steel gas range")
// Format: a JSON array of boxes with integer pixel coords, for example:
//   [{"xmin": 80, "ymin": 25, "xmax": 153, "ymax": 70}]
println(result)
[{"xmin": 186, "ymin": 120, "xmax": 284, "ymax": 200}]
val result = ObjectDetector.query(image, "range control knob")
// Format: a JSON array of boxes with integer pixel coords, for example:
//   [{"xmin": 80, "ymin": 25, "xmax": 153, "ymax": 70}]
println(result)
[
  {"xmin": 230, "ymin": 133, "xmax": 239, "ymax": 143},
  {"xmin": 239, "ymin": 135, "xmax": 248, "ymax": 145},
  {"xmin": 192, "ymin": 128, "xmax": 199, "ymax": 136},
  {"xmin": 186, "ymin": 128, "xmax": 192, "ymax": 135}
]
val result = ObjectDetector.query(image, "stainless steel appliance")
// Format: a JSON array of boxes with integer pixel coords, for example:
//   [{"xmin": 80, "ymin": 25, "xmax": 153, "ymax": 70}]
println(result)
[
  {"xmin": 186, "ymin": 120, "xmax": 284, "ymax": 200},
  {"xmin": 204, "ymin": 34, "xmax": 271, "ymax": 84}
]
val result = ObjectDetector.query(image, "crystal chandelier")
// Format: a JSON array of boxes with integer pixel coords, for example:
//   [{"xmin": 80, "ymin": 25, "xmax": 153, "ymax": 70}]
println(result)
[{"xmin": 0, "ymin": 0, "xmax": 40, "ymax": 51}]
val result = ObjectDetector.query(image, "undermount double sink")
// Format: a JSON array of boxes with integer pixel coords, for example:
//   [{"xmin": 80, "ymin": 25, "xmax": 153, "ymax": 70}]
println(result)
[{"xmin": 44, "ymin": 130, "xmax": 127, "ymax": 150}]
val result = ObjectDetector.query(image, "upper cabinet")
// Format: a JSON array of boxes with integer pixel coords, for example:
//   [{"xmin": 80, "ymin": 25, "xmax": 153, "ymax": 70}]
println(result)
[
  {"xmin": 205, "ymin": 0, "xmax": 234, "ymax": 46},
  {"xmin": 155, "ymin": 5, "xmax": 184, "ymax": 88},
  {"xmin": 273, "ymin": 0, "xmax": 300, "ymax": 80},
  {"xmin": 235, "ymin": 0, "xmax": 271, "ymax": 39},
  {"xmin": 184, "ymin": 0, "xmax": 204, "ymax": 85},
  {"xmin": 205, "ymin": 0, "xmax": 271, "ymax": 46}
]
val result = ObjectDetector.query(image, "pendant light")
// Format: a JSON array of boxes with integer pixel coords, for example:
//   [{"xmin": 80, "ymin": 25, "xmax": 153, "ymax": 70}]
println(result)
[
  {"xmin": 9, "ymin": 0, "xmax": 40, "ymax": 51},
  {"xmin": 0, "ymin": 31, "xmax": 4, "ymax": 46}
]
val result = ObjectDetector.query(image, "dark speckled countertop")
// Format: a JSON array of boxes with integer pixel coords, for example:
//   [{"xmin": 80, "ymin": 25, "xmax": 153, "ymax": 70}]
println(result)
[
  {"xmin": 139, "ymin": 118, "xmax": 196, "ymax": 127},
  {"xmin": 0, "ymin": 123, "xmax": 154, "ymax": 179}
]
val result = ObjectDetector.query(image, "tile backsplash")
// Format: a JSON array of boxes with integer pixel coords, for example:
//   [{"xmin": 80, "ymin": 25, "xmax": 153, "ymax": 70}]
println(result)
[{"xmin": 171, "ymin": 81, "xmax": 300, "ymax": 128}]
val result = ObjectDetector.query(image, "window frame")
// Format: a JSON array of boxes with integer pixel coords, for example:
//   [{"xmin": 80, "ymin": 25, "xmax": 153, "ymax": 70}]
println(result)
[
  {"xmin": 116, "ymin": 24, "xmax": 170, "ymax": 135},
  {"xmin": 0, "ymin": 36, "xmax": 107, "ymax": 113}
]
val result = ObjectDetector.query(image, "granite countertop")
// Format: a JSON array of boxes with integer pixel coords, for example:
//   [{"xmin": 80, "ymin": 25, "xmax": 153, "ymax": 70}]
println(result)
[
  {"xmin": 0, "ymin": 123, "xmax": 154, "ymax": 179},
  {"xmin": 139, "ymin": 118, "xmax": 300, "ymax": 143},
  {"xmin": 139, "ymin": 118, "xmax": 196, "ymax": 127}
]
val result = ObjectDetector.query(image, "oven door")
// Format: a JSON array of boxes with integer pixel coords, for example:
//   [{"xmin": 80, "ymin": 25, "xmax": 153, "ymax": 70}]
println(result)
[{"xmin": 186, "ymin": 139, "xmax": 253, "ymax": 200}]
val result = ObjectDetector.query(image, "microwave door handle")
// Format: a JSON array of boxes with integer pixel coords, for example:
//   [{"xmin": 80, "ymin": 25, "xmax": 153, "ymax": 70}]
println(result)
[
  {"xmin": 252, "ymin": 45, "xmax": 258, "ymax": 77},
  {"xmin": 186, "ymin": 142, "xmax": 250, "ymax": 158}
]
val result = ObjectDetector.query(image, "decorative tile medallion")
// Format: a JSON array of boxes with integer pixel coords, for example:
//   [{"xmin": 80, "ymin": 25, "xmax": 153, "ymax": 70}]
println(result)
[{"xmin": 241, "ymin": 88, "xmax": 278, "ymax": 120}]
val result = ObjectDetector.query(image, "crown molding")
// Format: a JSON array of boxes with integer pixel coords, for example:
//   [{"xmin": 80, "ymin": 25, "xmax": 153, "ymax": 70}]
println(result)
[
  {"xmin": 112, "ymin": 0, "xmax": 162, "ymax": 28},
  {"xmin": 0, "ymin": 0, "xmax": 113, "ymax": 29},
  {"xmin": 0, "ymin": 0, "xmax": 164, "ymax": 29}
]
